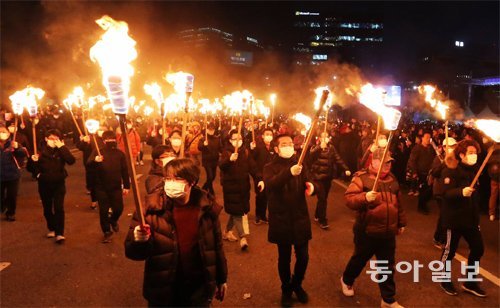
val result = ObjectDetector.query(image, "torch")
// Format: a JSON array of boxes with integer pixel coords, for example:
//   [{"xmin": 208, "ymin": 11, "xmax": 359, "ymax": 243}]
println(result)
[
  {"xmin": 371, "ymin": 107, "xmax": 402, "ymax": 191},
  {"xmin": 25, "ymin": 87, "xmax": 44, "ymax": 156},
  {"xmin": 85, "ymin": 119, "xmax": 102, "ymax": 157},
  {"xmin": 144, "ymin": 82, "xmax": 165, "ymax": 144},
  {"xmin": 9, "ymin": 90, "xmax": 25, "ymax": 142},
  {"xmin": 250, "ymin": 97, "xmax": 256, "ymax": 144},
  {"xmin": 419, "ymin": 85, "xmax": 450, "ymax": 152},
  {"xmin": 90, "ymin": 15, "xmax": 145, "ymax": 226},
  {"xmin": 270, "ymin": 93, "xmax": 276, "ymax": 126},
  {"xmin": 63, "ymin": 96, "xmax": 84, "ymax": 137},
  {"xmin": 297, "ymin": 89, "xmax": 329, "ymax": 166},
  {"xmin": 469, "ymin": 119, "xmax": 500, "ymax": 188}
]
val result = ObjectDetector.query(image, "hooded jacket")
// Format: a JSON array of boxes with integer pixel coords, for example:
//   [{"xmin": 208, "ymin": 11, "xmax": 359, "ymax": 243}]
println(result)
[
  {"xmin": 124, "ymin": 187, "xmax": 227, "ymax": 304},
  {"xmin": 308, "ymin": 143, "xmax": 349, "ymax": 181}
]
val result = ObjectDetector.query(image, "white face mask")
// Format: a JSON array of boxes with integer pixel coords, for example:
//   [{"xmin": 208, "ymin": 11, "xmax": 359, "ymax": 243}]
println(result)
[
  {"xmin": 447, "ymin": 148, "xmax": 454, "ymax": 154},
  {"xmin": 8, "ymin": 127, "xmax": 15, "ymax": 134},
  {"xmin": 164, "ymin": 180, "xmax": 187, "ymax": 199},
  {"xmin": 231, "ymin": 140, "xmax": 243, "ymax": 149},
  {"xmin": 161, "ymin": 157, "xmax": 175, "ymax": 167},
  {"xmin": 0, "ymin": 132, "xmax": 9, "ymax": 141},
  {"xmin": 321, "ymin": 138, "xmax": 329, "ymax": 144},
  {"xmin": 263, "ymin": 135, "xmax": 273, "ymax": 144},
  {"xmin": 378, "ymin": 139, "xmax": 388, "ymax": 148},
  {"xmin": 171, "ymin": 139, "xmax": 182, "ymax": 147},
  {"xmin": 279, "ymin": 146, "xmax": 294, "ymax": 159},
  {"xmin": 47, "ymin": 140, "xmax": 56, "ymax": 148},
  {"xmin": 466, "ymin": 154, "xmax": 477, "ymax": 165}
]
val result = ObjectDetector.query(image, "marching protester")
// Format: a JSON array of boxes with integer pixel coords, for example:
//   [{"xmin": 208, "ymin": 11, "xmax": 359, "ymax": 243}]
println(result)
[
  {"xmin": 264, "ymin": 133, "xmax": 317, "ymax": 306},
  {"xmin": 87, "ymin": 130, "xmax": 130, "ymax": 243},
  {"xmin": 198, "ymin": 123, "xmax": 221, "ymax": 196},
  {"xmin": 125, "ymin": 158, "xmax": 228, "ymax": 307},
  {"xmin": 308, "ymin": 131, "xmax": 351, "ymax": 229},
  {"xmin": 135, "ymin": 116, "xmax": 147, "ymax": 166},
  {"xmin": 341, "ymin": 148, "xmax": 407, "ymax": 308},
  {"xmin": 185, "ymin": 121, "xmax": 203, "ymax": 166},
  {"xmin": 145, "ymin": 144, "xmax": 177, "ymax": 195},
  {"xmin": 219, "ymin": 129, "xmax": 263, "ymax": 250},
  {"xmin": 0, "ymin": 125, "xmax": 27, "ymax": 221},
  {"xmin": 31, "ymin": 129, "xmax": 76, "ymax": 243},
  {"xmin": 250, "ymin": 127, "xmax": 275, "ymax": 224},
  {"xmin": 407, "ymin": 132, "xmax": 436, "ymax": 214},
  {"xmin": 168, "ymin": 129, "xmax": 183, "ymax": 157},
  {"xmin": 76, "ymin": 131, "xmax": 104, "ymax": 210},
  {"xmin": 437, "ymin": 139, "xmax": 487, "ymax": 297},
  {"xmin": 117, "ymin": 121, "xmax": 141, "ymax": 164}
]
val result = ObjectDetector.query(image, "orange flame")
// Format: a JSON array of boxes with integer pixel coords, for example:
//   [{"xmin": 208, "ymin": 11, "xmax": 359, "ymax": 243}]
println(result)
[
  {"xmin": 293, "ymin": 113, "xmax": 312, "ymax": 130},
  {"xmin": 418, "ymin": 85, "xmax": 449, "ymax": 120},
  {"xmin": 472, "ymin": 119, "xmax": 500, "ymax": 143},
  {"xmin": 314, "ymin": 86, "xmax": 333, "ymax": 111},
  {"xmin": 358, "ymin": 83, "xmax": 401, "ymax": 130},
  {"xmin": 9, "ymin": 86, "xmax": 45, "ymax": 117}
]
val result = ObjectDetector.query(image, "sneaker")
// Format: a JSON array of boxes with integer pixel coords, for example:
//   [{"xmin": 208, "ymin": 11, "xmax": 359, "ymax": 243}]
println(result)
[
  {"xmin": 407, "ymin": 191, "xmax": 414, "ymax": 196},
  {"xmin": 490, "ymin": 215, "xmax": 495, "ymax": 221},
  {"xmin": 340, "ymin": 276, "xmax": 354, "ymax": 297},
  {"xmin": 314, "ymin": 217, "xmax": 319, "ymax": 222},
  {"xmin": 135, "ymin": 161, "xmax": 139, "ymax": 166},
  {"xmin": 102, "ymin": 232, "xmax": 113, "ymax": 243},
  {"xmin": 413, "ymin": 191, "xmax": 419, "ymax": 196},
  {"xmin": 319, "ymin": 221, "xmax": 330, "ymax": 229},
  {"xmin": 111, "ymin": 222, "xmax": 119, "ymax": 232},
  {"xmin": 281, "ymin": 289, "xmax": 293, "ymax": 307},
  {"xmin": 223, "ymin": 231, "xmax": 238, "ymax": 242},
  {"xmin": 381, "ymin": 299, "xmax": 404, "ymax": 308},
  {"xmin": 254, "ymin": 218, "xmax": 262, "ymax": 225},
  {"xmin": 440, "ymin": 282, "xmax": 458, "ymax": 296},
  {"xmin": 55, "ymin": 235, "xmax": 66, "ymax": 244},
  {"xmin": 139, "ymin": 160, "xmax": 144, "ymax": 166},
  {"xmin": 90, "ymin": 202, "xmax": 97, "ymax": 210},
  {"xmin": 240, "ymin": 237, "xmax": 249, "ymax": 251},
  {"xmin": 261, "ymin": 217, "xmax": 269, "ymax": 224},
  {"xmin": 433, "ymin": 239, "xmax": 444, "ymax": 249},
  {"xmin": 85, "ymin": 190, "xmax": 91, "ymax": 195},
  {"xmin": 293, "ymin": 286, "xmax": 309, "ymax": 303},
  {"xmin": 46, "ymin": 231, "xmax": 56, "ymax": 238},
  {"xmin": 462, "ymin": 282, "xmax": 487, "ymax": 297}
]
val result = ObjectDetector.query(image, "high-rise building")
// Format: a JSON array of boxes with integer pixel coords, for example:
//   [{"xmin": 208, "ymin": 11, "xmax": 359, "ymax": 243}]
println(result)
[{"xmin": 292, "ymin": 10, "xmax": 384, "ymax": 66}]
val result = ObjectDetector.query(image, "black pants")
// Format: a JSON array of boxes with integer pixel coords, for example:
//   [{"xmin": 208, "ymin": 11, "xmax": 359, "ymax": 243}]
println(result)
[
  {"xmin": 417, "ymin": 175, "xmax": 432, "ymax": 211},
  {"xmin": 85, "ymin": 167, "xmax": 97, "ymax": 203},
  {"xmin": 148, "ymin": 283, "xmax": 210, "ymax": 307},
  {"xmin": 202, "ymin": 163, "xmax": 217, "ymax": 195},
  {"xmin": 254, "ymin": 179, "xmax": 268, "ymax": 220},
  {"xmin": 277, "ymin": 241, "xmax": 309, "ymax": 290},
  {"xmin": 39, "ymin": 180, "xmax": 66, "ymax": 236},
  {"xmin": 433, "ymin": 199, "xmax": 446, "ymax": 244},
  {"xmin": 314, "ymin": 179, "xmax": 332, "ymax": 224},
  {"xmin": 1, "ymin": 179, "xmax": 20, "ymax": 216},
  {"xmin": 441, "ymin": 226, "xmax": 484, "ymax": 275},
  {"xmin": 95, "ymin": 188, "xmax": 124, "ymax": 233},
  {"xmin": 343, "ymin": 229, "xmax": 396, "ymax": 303}
]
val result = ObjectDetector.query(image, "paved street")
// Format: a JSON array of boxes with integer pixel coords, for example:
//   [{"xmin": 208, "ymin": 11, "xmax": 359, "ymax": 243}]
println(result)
[{"xmin": 1, "ymin": 147, "xmax": 499, "ymax": 307}]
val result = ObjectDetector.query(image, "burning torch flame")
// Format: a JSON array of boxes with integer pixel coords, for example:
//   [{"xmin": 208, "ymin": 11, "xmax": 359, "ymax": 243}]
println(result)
[
  {"xmin": 85, "ymin": 119, "xmax": 100, "ymax": 134},
  {"xmin": 471, "ymin": 119, "xmax": 500, "ymax": 143},
  {"xmin": 270, "ymin": 93, "xmax": 277, "ymax": 106},
  {"xmin": 314, "ymin": 86, "xmax": 333, "ymax": 111},
  {"xmin": 90, "ymin": 15, "xmax": 137, "ymax": 114},
  {"xmin": 9, "ymin": 86, "xmax": 45, "ymax": 117},
  {"xmin": 293, "ymin": 113, "xmax": 312, "ymax": 130},
  {"xmin": 358, "ymin": 83, "xmax": 401, "ymax": 130},
  {"xmin": 144, "ymin": 82, "xmax": 164, "ymax": 112},
  {"xmin": 418, "ymin": 85, "xmax": 449, "ymax": 120}
]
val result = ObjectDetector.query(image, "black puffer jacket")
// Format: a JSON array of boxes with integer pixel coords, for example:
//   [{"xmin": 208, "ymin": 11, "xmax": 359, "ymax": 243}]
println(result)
[
  {"xmin": 198, "ymin": 134, "xmax": 221, "ymax": 166},
  {"xmin": 308, "ymin": 143, "xmax": 349, "ymax": 181},
  {"xmin": 408, "ymin": 144, "xmax": 436, "ymax": 176},
  {"xmin": 124, "ymin": 187, "xmax": 228, "ymax": 304},
  {"xmin": 219, "ymin": 145, "xmax": 261, "ymax": 216},
  {"xmin": 32, "ymin": 145, "xmax": 76, "ymax": 182},
  {"xmin": 263, "ymin": 155, "xmax": 316, "ymax": 245},
  {"xmin": 145, "ymin": 163, "xmax": 164, "ymax": 194},
  {"xmin": 439, "ymin": 161, "xmax": 480, "ymax": 229},
  {"xmin": 251, "ymin": 141, "xmax": 275, "ymax": 172}
]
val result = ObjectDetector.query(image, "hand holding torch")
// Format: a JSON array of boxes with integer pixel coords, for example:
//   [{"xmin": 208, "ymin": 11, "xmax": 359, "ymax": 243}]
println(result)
[{"xmin": 85, "ymin": 119, "xmax": 102, "ymax": 157}]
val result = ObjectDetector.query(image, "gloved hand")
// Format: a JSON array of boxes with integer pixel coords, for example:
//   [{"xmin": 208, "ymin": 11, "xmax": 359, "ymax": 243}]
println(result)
[
  {"xmin": 80, "ymin": 135, "xmax": 90, "ymax": 143},
  {"xmin": 257, "ymin": 181, "xmax": 265, "ymax": 192},
  {"xmin": 215, "ymin": 283, "xmax": 227, "ymax": 301},
  {"xmin": 370, "ymin": 144, "xmax": 378, "ymax": 153},
  {"xmin": 290, "ymin": 164, "xmax": 303, "ymax": 176},
  {"xmin": 133, "ymin": 224, "xmax": 151, "ymax": 242},
  {"xmin": 345, "ymin": 170, "xmax": 351, "ymax": 177},
  {"xmin": 54, "ymin": 139, "xmax": 65, "ymax": 148},
  {"xmin": 95, "ymin": 155, "xmax": 104, "ymax": 162},
  {"xmin": 11, "ymin": 141, "xmax": 19, "ymax": 149},
  {"xmin": 365, "ymin": 191, "xmax": 378, "ymax": 202},
  {"xmin": 462, "ymin": 187, "xmax": 474, "ymax": 197},
  {"xmin": 31, "ymin": 154, "xmax": 39, "ymax": 162},
  {"xmin": 230, "ymin": 153, "xmax": 238, "ymax": 161},
  {"xmin": 250, "ymin": 142, "xmax": 256, "ymax": 150},
  {"xmin": 204, "ymin": 140, "xmax": 209, "ymax": 146}
]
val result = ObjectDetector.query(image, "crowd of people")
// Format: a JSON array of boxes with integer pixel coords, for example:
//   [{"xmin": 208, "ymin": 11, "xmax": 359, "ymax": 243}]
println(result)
[{"xmin": 1, "ymin": 107, "xmax": 498, "ymax": 307}]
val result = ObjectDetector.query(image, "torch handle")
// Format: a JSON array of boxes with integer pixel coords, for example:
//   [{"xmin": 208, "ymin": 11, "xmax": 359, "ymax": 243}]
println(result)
[
  {"xmin": 161, "ymin": 117, "xmax": 166, "ymax": 145},
  {"xmin": 21, "ymin": 114, "xmax": 25, "ymax": 127},
  {"xmin": 470, "ymin": 145, "xmax": 495, "ymax": 188},
  {"xmin": 179, "ymin": 93, "xmax": 191, "ymax": 158},
  {"xmin": 374, "ymin": 115, "xmax": 382, "ymax": 143},
  {"xmin": 298, "ymin": 89, "xmax": 330, "ymax": 166},
  {"xmin": 32, "ymin": 120, "xmax": 37, "ymax": 156},
  {"xmin": 69, "ymin": 110, "xmax": 84, "ymax": 137},
  {"xmin": 235, "ymin": 116, "xmax": 243, "ymax": 154},
  {"xmin": 372, "ymin": 131, "xmax": 394, "ymax": 192},
  {"xmin": 92, "ymin": 134, "xmax": 102, "ymax": 157},
  {"xmin": 251, "ymin": 114, "xmax": 255, "ymax": 144},
  {"xmin": 444, "ymin": 120, "xmax": 449, "ymax": 152},
  {"xmin": 119, "ymin": 115, "xmax": 145, "ymax": 226},
  {"xmin": 13, "ymin": 116, "xmax": 18, "ymax": 142}
]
